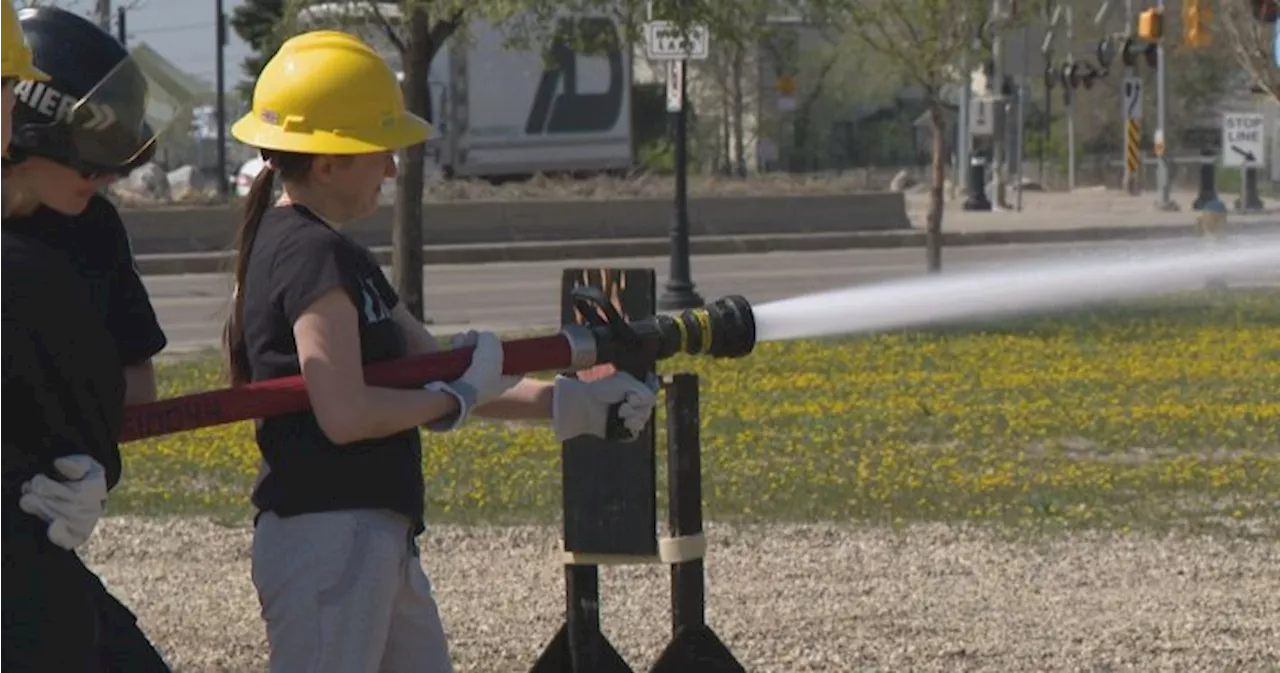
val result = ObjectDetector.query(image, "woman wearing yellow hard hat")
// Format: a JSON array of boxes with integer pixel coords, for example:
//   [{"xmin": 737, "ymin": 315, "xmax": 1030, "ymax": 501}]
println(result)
[
  {"xmin": 226, "ymin": 30, "xmax": 655, "ymax": 672},
  {"xmin": 3, "ymin": 3, "xmax": 174, "ymax": 671}
]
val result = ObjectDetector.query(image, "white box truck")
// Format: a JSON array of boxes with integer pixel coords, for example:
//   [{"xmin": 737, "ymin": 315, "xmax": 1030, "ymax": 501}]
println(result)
[{"xmin": 297, "ymin": 2, "xmax": 634, "ymax": 182}]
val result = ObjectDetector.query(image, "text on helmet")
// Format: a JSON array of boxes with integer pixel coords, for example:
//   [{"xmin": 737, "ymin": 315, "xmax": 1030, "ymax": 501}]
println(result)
[{"xmin": 12, "ymin": 79, "xmax": 118, "ymax": 131}]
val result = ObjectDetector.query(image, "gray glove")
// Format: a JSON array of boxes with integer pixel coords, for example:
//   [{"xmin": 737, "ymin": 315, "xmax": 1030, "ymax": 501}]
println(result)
[
  {"xmin": 424, "ymin": 330, "xmax": 517, "ymax": 431},
  {"xmin": 551, "ymin": 372, "xmax": 658, "ymax": 442},
  {"xmin": 19, "ymin": 455, "xmax": 108, "ymax": 550}
]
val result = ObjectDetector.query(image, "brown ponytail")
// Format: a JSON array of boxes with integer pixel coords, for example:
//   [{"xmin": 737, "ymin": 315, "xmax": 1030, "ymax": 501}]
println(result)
[{"xmin": 223, "ymin": 150, "xmax": 316, "ymax": 385}]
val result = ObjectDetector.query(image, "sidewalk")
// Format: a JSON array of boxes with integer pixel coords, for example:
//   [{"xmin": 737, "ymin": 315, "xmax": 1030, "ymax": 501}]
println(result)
[
  {"xmin": 905, "ymin": 187, "xmax": 1279, "ymax": 231},
  {"xmin": 136, "ymin": 188, "xmax": 1280, "ymax": 276}
]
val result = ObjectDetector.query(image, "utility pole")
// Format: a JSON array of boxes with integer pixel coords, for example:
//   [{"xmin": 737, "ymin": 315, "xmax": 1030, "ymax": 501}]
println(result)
[
  {"xmin": 1066, "ymin": 2, "xmax": 1076, "ymax": 192},
  {"xmin": 659, "ymin": 61, "xmax": 703, "ymax": 309},
  {"xmin": 1041, "ymin": 1, "xmax": 1057, "ymax": 186},
  {"xmin": 1014, "ymin": 39, "xmax": 1026, "ymax": 212},
  {"xmin": 116, "ymin": 6, "xmax": 126, "ymax": 44},
  {"xmin": 94, "ymin": 0, "xmax": 111, "ymax": 32},
  {"xmin": 654, "ymin": 0, "xmax": 704, "ymax": 311},
  {"xmin": 1121, "ymin": 0, "xmax": 1140, "ymax": 195},
  {"xmin": 990, "ymin": 0, "xmax": 1007, "ymax": 209},
  {"xmin": 215, "ymin": 0, "xmax": 228, "ymax": 198},
  {"xmin": 1153, "ymin": 0, "xmax": 1176, "ymax": 210},
  {"xmin": 958, "ymin": 49, "xmax": 971, "ymax": 199},
  {"xmin": 1099, "ymin": 0, "xmax": 1143, "ymax": 196}
]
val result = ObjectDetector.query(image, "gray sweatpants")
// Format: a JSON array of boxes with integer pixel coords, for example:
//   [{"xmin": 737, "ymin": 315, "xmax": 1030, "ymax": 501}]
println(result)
[{"xmin": 251, "ymin": 509, "xmax": 453, "ymax": 673}]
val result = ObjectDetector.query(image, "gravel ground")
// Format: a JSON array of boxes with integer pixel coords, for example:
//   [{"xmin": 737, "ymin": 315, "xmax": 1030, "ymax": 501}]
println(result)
[{"xmin": 82, "ymin": 517, "xmax": 1280, "ymax": 673}]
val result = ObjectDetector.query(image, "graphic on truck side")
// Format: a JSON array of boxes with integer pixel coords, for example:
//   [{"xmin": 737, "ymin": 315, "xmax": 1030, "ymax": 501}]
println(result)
[{"xmin": 524, "ymin": 17, "xmax": 626, "ymax": 136}]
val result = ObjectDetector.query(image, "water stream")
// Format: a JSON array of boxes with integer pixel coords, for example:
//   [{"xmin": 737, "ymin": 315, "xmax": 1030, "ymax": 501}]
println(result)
[{"xmin": 752, "ymin": 235, "xmax": 1280, "ymax": 342}]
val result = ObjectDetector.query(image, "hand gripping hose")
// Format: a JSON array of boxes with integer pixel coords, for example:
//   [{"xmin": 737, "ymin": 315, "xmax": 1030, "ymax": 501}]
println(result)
[{"xmin": 120, "ymin": 290, "xmax": 757, "ymax": 443}]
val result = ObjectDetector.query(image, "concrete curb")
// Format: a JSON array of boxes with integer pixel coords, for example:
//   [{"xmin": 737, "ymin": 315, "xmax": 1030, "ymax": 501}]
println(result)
[
  {"xmin": 122, "ymin": 192, "xmax": 911, "ymax": 254},
  {"xmin": 134, "ymin": 221, "xmax": 1280, "ymax": 276}
]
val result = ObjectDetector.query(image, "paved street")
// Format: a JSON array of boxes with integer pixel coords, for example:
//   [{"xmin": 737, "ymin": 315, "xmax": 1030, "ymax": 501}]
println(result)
[{"xmin": 145, "ymin": 240, "xmax": 1280, "ymax": 356}]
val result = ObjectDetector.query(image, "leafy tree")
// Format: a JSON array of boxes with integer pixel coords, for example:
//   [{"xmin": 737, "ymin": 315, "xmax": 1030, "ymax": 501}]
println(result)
[{"xmin": 229, "ymin": 0, "xmax": 287, "ymax": 104}]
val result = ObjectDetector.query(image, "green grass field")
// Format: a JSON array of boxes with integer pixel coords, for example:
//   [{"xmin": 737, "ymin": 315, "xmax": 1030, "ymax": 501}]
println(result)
[{"xmin": 115, "ymin": 289, "xmax": 1280, "ymax": 536}]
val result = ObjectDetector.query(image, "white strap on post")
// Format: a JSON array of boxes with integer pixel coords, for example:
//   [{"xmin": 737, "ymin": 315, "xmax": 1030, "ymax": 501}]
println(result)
[{"xmin": 560, "ymin": 533, "xmax": 707, "ymax": 566}]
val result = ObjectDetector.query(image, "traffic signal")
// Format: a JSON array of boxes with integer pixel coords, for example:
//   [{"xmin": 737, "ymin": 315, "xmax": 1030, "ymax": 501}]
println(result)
[
  {"xmin": 1185, "ymin": 0, "xmax": 1212, "ymax": 48},
  {"xmin": 1118, "ymin": 37, "xmax": 1159, "ymax": 68},
  {"xmin": 1061, "ymin": 62, "xmax": 1103, "ymax": 90},
  {"xmin": 1253, "ymin": 0, "xmax": 1278, "ymax": 23},
  {"xmin": 1138, "ymin": 8, "xmax": 1164, "ymax": 40},
  {"xmin": 1081, "ymin": 63, "xmax": 1103, "ymax": 89}
]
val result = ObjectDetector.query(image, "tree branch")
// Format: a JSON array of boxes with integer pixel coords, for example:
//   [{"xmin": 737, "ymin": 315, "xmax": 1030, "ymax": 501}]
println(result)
[
  {"xmin": 367, "ymin": 0, "xmax": 406, "ymax": 52},
  {"xmin": 1217, "ymin": 1, "xmax": 1279, "ymax": 101},
  {"xmin": 427, "ymin": 8, "xmax": 466, "ymax": 51},
  {"xmin": 799, "ymin": 51, "xmax": 839, "ymax": 112},
  {"xmin": 839, "ymin": 0, "xmax": 978, "ymax": 94},
  {"xmin": 847, "ymin": 3, "xmax": 930, "ymax": 90}
]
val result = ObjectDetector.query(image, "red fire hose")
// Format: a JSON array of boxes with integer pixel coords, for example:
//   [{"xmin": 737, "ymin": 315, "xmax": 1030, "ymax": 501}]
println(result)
[
  {"xmin": 119, "ymin": 292, "xmax": 758, "ymax": 443},
  {"xmin": 120, "ymin": 333, "xmax": 575, "ymax": 443}
]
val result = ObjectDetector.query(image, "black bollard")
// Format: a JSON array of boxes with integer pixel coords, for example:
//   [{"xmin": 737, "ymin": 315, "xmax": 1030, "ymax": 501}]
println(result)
[
  {"xmin": 1236, "ymin": 167, "xmax": 1265, "ymax": 212},
  {"xmin": 962, "ymin": 153, "xmax": 992, "ymax": 211},
  {"xmin": 1192, "ymin": 149, "xmax": 1219, "ymax": 211}
]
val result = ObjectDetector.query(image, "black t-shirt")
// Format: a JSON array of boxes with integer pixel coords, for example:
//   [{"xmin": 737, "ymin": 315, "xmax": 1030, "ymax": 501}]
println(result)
[
  {"xmin": 2, "ymin": 194, "xmax": 167, "ymax": 367},
  {"xmin": 241, "ymin": 205, "xmax": 424, "ymax": 532},
  {"xmin": 2, "ymin": 229, "xmax": 126, "ymax": 541}
]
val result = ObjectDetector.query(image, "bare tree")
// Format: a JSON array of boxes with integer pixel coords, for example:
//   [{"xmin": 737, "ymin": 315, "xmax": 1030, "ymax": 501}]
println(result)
[
  {"xmin": 813, "ymin": 0, "xmax": 1010, "ymax": 272},
  {"xmin": 757, "ymin": 23, "xmax": 843, "ymax": 172},
  {"xmin": 1218, "ymin": 0, "xmax": 1279, "ymax": 101}
]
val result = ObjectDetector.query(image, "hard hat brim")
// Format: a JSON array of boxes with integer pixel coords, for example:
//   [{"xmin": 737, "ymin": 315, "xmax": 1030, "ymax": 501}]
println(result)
[{"xmin": 230, "ymin": 111, "xmax": 434, "ymax": 156}]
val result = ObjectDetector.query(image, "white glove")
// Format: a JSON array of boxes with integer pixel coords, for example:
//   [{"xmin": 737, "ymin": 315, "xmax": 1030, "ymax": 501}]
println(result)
[
  {"xmin": 551, "ymin": 372, "xmax": 659, "ymax": 442},
  {"xmin": 448, "ymin": 330, "xmax": 523, "ymax": 393},
  {"xmin": 423, "ymin": 331, "xmax": 516, "ymax": 431},
  {"xmin": 18, "ymin": 455, "xmax": 108, "ymax": 550}
]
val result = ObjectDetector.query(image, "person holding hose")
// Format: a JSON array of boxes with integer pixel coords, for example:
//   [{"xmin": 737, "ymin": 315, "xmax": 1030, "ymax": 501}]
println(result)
[
  {"xmin": 2, "ymin": 4, "xmax": 172, "ymax": 671},
  {"xmin": 226, "ymin": 30, "xmax": 657, "ymax": 673}
]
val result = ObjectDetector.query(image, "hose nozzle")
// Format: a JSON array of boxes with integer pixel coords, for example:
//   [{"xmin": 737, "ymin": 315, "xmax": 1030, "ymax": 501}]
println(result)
[
  {"xmin": 653, "ymin": 295, "xmax": 757, "ymax": 360},
  {"xmin": 568, "ymin": 287, "xmax": 757, "ymax": 367}
]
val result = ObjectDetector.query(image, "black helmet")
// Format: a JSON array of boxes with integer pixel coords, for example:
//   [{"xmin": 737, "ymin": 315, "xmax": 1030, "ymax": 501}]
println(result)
[{"xmin": 8, "ymin": 6, "xmax": 156, "ymax": 174}]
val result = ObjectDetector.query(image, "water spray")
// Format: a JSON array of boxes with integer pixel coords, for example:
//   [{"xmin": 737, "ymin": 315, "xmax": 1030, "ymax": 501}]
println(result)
[
  {"xmin": 121, "ymin": 287, "xmax": 758, "ymax": 442},
  {"xmin": 122, "ymin": 234, "xmax": 1280, "ymax": 443},
  {"xmin": 753, "ymin": 234, "xmax": 1280, "ymax": 342}
]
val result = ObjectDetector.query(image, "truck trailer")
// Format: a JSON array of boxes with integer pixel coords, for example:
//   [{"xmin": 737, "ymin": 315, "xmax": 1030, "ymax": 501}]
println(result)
[{"xmin": 296, "ymin": 2, "xmax": 634, "ymax": 182}]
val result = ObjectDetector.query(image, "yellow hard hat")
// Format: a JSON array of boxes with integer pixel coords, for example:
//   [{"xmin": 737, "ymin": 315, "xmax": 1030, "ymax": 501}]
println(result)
[
  {"xmin": 2, "ymin": 1, "xmax": 49, "ymax": 81},
  {"xmin": 231, "ymin": 30, "xmax": 431, "ymax": 155}
]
